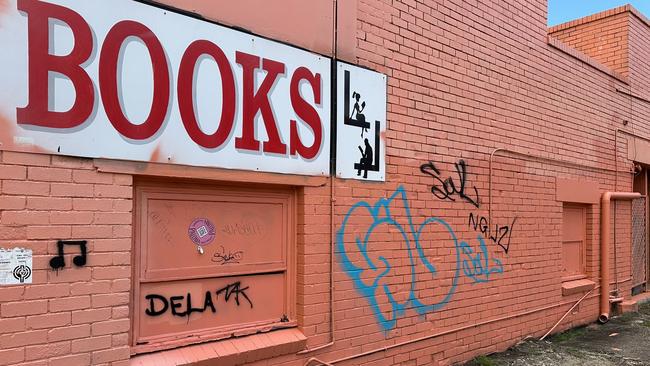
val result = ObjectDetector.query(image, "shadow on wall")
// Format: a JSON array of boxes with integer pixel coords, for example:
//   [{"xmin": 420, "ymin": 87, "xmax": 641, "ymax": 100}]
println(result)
[{"xmin": 336, "ymin": 186, "xmax": 504, "ymax": 331}]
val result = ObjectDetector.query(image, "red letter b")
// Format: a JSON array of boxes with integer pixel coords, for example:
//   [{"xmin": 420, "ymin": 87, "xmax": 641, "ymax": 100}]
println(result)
[{"xmin": 17, "ymin": 0, "xmax": 94, "ymax": 128}]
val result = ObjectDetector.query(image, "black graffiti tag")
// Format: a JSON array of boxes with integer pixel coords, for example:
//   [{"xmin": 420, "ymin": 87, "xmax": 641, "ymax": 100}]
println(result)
[
  {"xmin": 420, "ymin": 159, "xmax": 515, "ymax": 254},
  {"xmin": 211, "ymin": 246, "xmax": 244, "ymax": 265},
  {"xmin": 420, "ymin": 159, "xmax": 480, "ymax": 208},
  {"xmin": 144, "ymin": 281, "xmax": 253, "ymax": 319},
  {"xmin": 216, "ymin": 281, "xmax": 253, "ymax": 308},
  {"xmin": 468, "ymin": 213, "xmax": 517, "ymax": 254}
]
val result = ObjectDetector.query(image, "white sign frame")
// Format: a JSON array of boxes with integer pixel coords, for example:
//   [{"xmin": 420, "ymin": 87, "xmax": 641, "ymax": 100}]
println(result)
[{"xmin": 336, "ymin": 62, "xmax": 387, "ymax": 181}]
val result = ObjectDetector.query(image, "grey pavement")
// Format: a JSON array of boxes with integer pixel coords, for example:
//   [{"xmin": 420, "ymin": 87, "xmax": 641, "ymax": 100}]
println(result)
[{"xmin": 464, "ymin": 302, "xmax": 650, "ymax": 366}]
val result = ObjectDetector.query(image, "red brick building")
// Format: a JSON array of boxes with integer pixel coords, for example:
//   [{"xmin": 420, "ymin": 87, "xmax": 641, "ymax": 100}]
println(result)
[{"xmin": 0, "ymin": 1, "xmax": 649, "ymax": 365}]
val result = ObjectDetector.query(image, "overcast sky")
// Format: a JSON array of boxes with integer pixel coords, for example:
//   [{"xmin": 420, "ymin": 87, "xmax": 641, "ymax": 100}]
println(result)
[{"xmin": 548, "ymin": 0, "xmax": 650, "ymax": 26}]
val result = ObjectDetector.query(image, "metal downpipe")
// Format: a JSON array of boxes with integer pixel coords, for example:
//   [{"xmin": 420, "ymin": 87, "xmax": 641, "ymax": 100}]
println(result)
[{"xmin": 599, "ymin": 192, "xmax": 640, "ymax": 323}]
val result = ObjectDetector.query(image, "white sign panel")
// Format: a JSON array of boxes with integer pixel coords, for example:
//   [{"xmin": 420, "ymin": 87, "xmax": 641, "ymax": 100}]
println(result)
[
  {"xmin": 0, "ymin": 248, "xmax": 32, "ymax": 285},
  {"xmin": 0, "ymin": 0, "xmax": 330, "ymax": 176},
  {"xmin": 336, "ymin": 62, "xmax": 386, "ymax": 181}
]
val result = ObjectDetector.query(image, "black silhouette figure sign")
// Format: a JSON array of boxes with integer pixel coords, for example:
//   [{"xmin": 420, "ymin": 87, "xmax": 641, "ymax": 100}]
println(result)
[
  {"xmin": 344, "ymin": 69, "xmax": 382, "ymax": 180},
  {"xmin": 357, "ymin": 138, "xmax": 373, "ymax": 178},
  {"xmin": 343, "ymin": 71, "xmax": 371, "ymax": 131},
  {"xmin": 350, "ymin": 92, "xmax": 368, "ymax": 137},
  {"xmin": 50, "ymin": 240, "xmax": 88, "ymax": 270}
]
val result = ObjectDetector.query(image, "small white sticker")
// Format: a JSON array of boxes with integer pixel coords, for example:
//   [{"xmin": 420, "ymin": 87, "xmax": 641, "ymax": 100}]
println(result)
[{"xmin": 0, "ymin": 248, "xmax": 33, "ymax": 285}]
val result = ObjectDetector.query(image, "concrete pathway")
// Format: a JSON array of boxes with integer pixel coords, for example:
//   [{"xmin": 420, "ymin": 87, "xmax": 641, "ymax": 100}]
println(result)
[{"xmin": 464, "ymin": 303, "xmax": 650, "ymax": 366}]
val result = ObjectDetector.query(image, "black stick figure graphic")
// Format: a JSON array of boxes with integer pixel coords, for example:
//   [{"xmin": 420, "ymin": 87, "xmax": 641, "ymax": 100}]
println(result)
[
  {"xmin": 351, "ymin": 92, "xmax": 369, "ymax": 137},
  {"xmin": 357, "ymin": 138, "xmax": 373, "ymax": 178},
  {"xmin": 344, "ymin": 71, "xmax": 382, "ymax": 180}
]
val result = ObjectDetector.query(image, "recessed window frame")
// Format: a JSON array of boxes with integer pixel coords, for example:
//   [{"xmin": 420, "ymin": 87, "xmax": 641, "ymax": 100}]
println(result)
[
  {"xmin": 130, "ymin": 180, "xmax": 297, "ymax": 354},
  {"xmin": 561, "ymin": 203, "xmax": 589, "ymax": 281}
]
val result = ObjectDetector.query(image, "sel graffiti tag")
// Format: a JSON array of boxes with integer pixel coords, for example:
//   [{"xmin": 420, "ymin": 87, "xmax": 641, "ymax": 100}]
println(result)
[
  {"xmin": 420, "ymin": 160, "xmax": 480, "ymax": 208},
  {"xmin": 336, "ymin": 186, "xmax": 503, "ymax": 331}
]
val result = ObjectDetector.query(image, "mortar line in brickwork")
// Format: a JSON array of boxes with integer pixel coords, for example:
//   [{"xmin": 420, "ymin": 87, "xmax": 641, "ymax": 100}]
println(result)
[{"xmin": 304, "ymin": 292, "xmax": 601, "ymax": 366}]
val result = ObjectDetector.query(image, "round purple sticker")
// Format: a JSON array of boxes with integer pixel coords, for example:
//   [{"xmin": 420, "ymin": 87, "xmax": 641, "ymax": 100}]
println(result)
[{"xmin": 188, "ymin": 218, "xmax": 216, "ymax": 246}]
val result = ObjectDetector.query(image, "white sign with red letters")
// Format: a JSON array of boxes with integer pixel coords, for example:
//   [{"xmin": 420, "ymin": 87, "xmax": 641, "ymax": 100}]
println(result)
[{"xmin": 0, "ymin": 0, "xmax": 330, "ymax": 176}]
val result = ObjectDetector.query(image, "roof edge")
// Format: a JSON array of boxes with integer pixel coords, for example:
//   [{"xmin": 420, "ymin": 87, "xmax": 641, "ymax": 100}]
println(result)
[{"xmin": 548, "ymin": 4, "xmax": 649, "ymax": 34}]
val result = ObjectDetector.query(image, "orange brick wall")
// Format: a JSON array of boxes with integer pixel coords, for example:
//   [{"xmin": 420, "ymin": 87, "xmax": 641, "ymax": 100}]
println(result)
[
  {"xmin": 0, "ymin": 2, "xmax": 649, "ymax": 366},
  {"xmin": 549, "ymin": 8, "xmax": 630, "ymax": 77},
  {"xmin": 0, "ymin": 153, "xmax": 132, "ymax": 366}
]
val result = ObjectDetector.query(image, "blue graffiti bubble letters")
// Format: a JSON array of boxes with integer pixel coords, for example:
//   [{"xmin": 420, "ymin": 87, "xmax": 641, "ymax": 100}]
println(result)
[{"xmin": 336, "ymin": 186, "xmax": 503, "ymax": 331}]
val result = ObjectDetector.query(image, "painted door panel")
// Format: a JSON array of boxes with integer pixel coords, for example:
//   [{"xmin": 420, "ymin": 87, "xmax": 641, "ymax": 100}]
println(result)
[
  {"xmin": 134, "ymin": 183, "xmax": 295, "ymax": 347},
  {"xmin": 141, "ymin": 192, "xmax": 286, "ymax": 281}
]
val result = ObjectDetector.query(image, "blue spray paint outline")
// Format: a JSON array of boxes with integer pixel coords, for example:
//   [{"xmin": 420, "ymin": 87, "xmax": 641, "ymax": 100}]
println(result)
[{"xmin": 336, "ymin": 185, "xmax": 503, "ymax": 331}]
